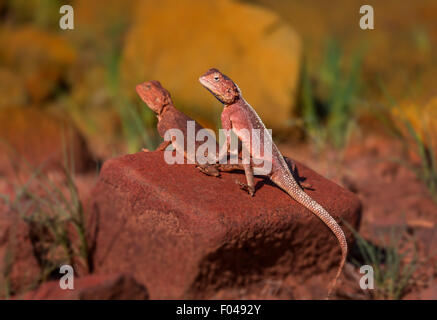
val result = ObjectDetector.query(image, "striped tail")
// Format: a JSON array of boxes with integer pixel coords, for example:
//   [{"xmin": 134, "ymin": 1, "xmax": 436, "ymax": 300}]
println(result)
[{"xmin": 272, "ymin": 173, "xmax": 348, "ymax": 298}]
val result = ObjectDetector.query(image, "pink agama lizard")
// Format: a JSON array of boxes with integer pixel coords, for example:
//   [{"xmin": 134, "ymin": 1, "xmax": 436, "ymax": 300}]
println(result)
[
  {"xmin": 136, "ymin": 80, "xmax": 244, "ymax": 176},
  {"xmin": 198, "ymin": 68, "xmax": 347, "ymax": 297},
  {"xmin": 136, "ymin": 80, "xmax": 300, "ymax": 181}
]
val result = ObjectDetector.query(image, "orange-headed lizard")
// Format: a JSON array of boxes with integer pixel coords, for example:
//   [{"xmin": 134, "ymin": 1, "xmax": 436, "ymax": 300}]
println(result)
[
  {"xmin": 136, "ymin": 80, "xmax": 301, "ymax": 183},
  {"xmin": 136, "ymin": 80, "xmax": 244, "ymax": 176},
  {"xmin": 198, "ymin": 68, "xmax": 347, "ymax": 297}
]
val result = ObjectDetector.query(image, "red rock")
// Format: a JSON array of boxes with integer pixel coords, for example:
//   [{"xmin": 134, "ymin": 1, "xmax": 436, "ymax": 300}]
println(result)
[
  {"xmin": 0, "ymin": 172, "xmax": 98, "ymax": 297},
  {"xmin": 87, "ymin": 151, "xmax": 361, "ymax": 299},
  {"xmin": 0, "ymin": 206, "xmax": 41, "ymax": 297},
  {"xmin": 0, "ymin": 108, "xmax": 95, "ymax": 176},
  {"xmin": 415, "ymin": 282, "xmax": 437, "ymax": 300},
  {"xmin": 16, "ymin": 274, "xmax": 149, "ymax": 300}
]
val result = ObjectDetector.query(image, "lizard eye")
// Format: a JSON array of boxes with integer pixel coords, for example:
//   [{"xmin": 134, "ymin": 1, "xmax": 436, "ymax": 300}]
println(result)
[{"xmin": 214, "ymin": 75, "xmax": 220, "ymax": 82}]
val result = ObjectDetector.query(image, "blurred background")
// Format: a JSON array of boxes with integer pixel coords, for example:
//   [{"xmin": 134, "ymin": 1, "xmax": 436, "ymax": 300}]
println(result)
[
  {"xmin": 0, "ymin": 0, "xmax": 435, "ymax": 156},
  {"xmin": 0, "ymin": 0, "xmax": 436, "ymax": 299}
]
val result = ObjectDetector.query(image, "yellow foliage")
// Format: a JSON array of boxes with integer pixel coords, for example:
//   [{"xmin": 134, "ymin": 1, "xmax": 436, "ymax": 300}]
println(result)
[
  {"xmin": 392, "ymin": 98, "xmax": 437, "ymax": 151},
  {"xmin": 74, "ymin": 0, "xmax": 138, "ymax": 36},
  {"xmin": 121, "ymin": 0, "xmax": 301, "ymax": 130},
  {"xmin": 68, "ymin": 66, "xmax": 122, "ymax": 160},
  {"xmin": 0, "ymin": 26, "xmax": 76, "ymax": 103},
  {"xmin": 4, "ymin": 0, "xmax": 61, "ymax": 29},
  {"xmin": 0, "ymin": 68, "xmax": 27, "ymax": 108}
]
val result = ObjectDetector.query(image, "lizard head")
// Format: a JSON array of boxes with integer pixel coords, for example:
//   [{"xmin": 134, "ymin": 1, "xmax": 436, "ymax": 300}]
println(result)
[
  {"xmin": 198, "ymin": 68, "xmax": 240, "ymax": 105},
  {"xmin": 136, "ymin": 80, "xmax": 172, "ymax": 114}
]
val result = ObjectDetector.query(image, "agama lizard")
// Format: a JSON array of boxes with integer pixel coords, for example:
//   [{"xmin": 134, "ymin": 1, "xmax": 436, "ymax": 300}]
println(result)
[
  {"xmin": 198, "ymin": 68, "xmax": 347, "ymax": 297},
  {"xmin": 136, "ymin": 80, "xmax": 244, "ymax": 176},
  {"xmin": 136, "ymin": 80, "xmax": 301, "ymax": 182}
]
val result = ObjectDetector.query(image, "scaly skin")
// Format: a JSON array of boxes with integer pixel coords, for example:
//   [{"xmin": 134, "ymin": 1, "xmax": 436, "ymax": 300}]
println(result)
[
  {"xmin": 136, "ymin": 80, "xmax": 245, "ymax": 176},
  {"xmin": 198, "ymin": 68, "xmax": 347, "ymax": 297}
]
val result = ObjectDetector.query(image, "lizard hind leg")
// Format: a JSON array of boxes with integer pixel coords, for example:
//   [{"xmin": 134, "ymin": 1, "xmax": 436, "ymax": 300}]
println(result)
[
  {"xmin": 299, "ymin": 181, "xmax": 313, "ymax": 190},
  {"xmin": 284, "ymin": 157, "xmax": 312, "ymax": 190}
]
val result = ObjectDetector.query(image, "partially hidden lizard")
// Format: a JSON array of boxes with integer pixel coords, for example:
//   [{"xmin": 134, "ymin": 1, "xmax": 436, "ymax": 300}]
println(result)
[
  {"xmin": 136, "ymin": 80, "xmax": 303, "ymax": 184},
  {"xmin": 136, "ymin": 80, "xmax": 244, "ymax": 176},
  {"xmin": 198, "ymin": 68, "xmax": 347, "ymax": 297}
]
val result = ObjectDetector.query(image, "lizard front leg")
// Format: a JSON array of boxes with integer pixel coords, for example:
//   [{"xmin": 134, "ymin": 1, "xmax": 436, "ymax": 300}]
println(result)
[
  {"xmin": 236, "ymin": 163, "xmax": 255, "ymax": 196},
  {"xmin": 142, "ymin": 140, "xmax": 171, "ymax": 152},
  {"xmin": 155, "ymin": 140, "xmax": 172, "ymax": 151},
  {"xmin": 216, "ymin": 163, "xmax": 244, "ymax": 172},
  {"xmin": 196, "ymin": 121, "xmax": 233, "ymax": 177},
  {"xmin": 196, "ymin": 163, "xmax": 221, "ymax": 177},
  {"xmin": 195, "ymin": 141, "xmax": 227, "ymax": 177},
  {"xmin": 197, "ymin": 162, "xmax": 246, "ymax": 177}
]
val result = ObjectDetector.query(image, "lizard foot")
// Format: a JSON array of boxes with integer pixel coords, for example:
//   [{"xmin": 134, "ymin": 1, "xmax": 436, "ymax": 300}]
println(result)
[
  {"xmin": 196, "ymin": 164, "xmax": 221, "ymax": 177},
  {"xmin": 300, "ymin": 181, "xmax": 313, "ymax": 190},
  {"xmin": 142, "ymin": 148, "xmax": 150, "ymax": 152},
  {"xmin": 235, "ymin": 180, "xmax": 255, "ymax": 197}
]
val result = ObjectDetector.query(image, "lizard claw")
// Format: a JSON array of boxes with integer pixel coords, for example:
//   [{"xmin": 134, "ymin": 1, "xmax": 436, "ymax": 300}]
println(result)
[
  {"xmin": 196, "ymin": 164, "xmax": 221, "ymax": 177},
  {"xmin": 235, "ymin": 180, "xmax": 255, "ymax": 197},
  {"xmin": 300, "ymin": 181, "xmax": 313, "ymax": 190}
]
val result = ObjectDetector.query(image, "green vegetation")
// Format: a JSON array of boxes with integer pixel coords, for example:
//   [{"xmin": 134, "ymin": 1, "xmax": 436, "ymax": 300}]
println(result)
[
  {"xmin": 5, "ymin": 0, "xmax": 65, "ymax": 30},
  {"xmin": 0, "ymin": 222, "xmax": 14, "ymax": 299},
  {"xmin": 402, "ymin": 119, "xmax": 437, "ymax": 200},
  {"xmin": 299, "ymin": 39, "xmax": 364, "ymax": 151},
  {"xmin": 105, "ymin": 47, "xmax": 159, "ymax": 154},
  {"xmin": 344, "ymin": 221, "xmax": 420, "ymax": 300},
  {"xmin": 0, "ymin": 143, "xmax": 92, "ymax": 297},
  {"xmin": 377, "ymin": 85, "xmax": 437, "ymax": 202}
]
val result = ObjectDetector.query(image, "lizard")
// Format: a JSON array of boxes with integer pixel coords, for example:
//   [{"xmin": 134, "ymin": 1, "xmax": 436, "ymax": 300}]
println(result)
[
  {"xmin": 198, "ymin": 68, "xmax": 347, "ymax": 297},
  {"xmin": 136, "ymin": 80, "xmax": 244, "ymax": 176},
  {"xmin": 136, "ymin": 80, "xmax": 305, "ymax": 184}
]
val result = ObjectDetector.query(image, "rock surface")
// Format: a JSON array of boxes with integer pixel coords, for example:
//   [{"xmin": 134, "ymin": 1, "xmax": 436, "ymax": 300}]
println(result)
[
  {"xmin": 0, "ymin": 107, "xmax": 95, "ymax": 176},
  {"xmin": 87, "ymin": 151, "xmax": 361, "ymax": 299},
  {"xmin": 0, "ymin": 204, "xmax": 41, "ymax": 297},
  {"xmin": 0, "ymin": 173, "xmax": 98, "ymax": 298},
  {"xmin": 121, "ymin": 0, "xmax": 301, "ymax": 130},
  {"xmin": 16, "ymin": 274, "xmax": 149, "ymax": 300}
]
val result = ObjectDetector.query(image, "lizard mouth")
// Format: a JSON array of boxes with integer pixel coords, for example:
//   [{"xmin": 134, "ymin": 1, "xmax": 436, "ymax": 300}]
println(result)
[
  {"xmin": 199, "ymin": 77, "xmax": 226, "ymax": 104},
  {"xmin": 198, "ymin": 76, "xmax": 210, "ymax": 89}
]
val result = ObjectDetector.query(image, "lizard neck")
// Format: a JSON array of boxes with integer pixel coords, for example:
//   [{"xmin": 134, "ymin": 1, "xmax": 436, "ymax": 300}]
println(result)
[
  {"xmin": 223, "ymin": 95, "xmax": 242, "ymax": 108},
  {"xmin": 157, "ymin": 103, "xmax": 174, "ymax": 120}
]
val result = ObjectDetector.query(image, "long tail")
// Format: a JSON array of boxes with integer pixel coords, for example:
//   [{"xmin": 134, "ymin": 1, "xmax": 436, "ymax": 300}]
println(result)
[{"xmin": 272, "ymin": 173, "xmax": 348, "ymax": 298}]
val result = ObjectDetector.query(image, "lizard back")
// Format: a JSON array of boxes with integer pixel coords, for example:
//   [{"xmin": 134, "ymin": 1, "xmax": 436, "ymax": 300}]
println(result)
[{"xmin": 158, "ymin": 105, "xmax": 218, "ymax": 163}]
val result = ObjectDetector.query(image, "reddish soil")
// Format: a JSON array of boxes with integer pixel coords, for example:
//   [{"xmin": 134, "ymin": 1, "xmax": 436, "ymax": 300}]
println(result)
[
  {"xmin": 15, "ymin": 274, "xmax": 149, "ymax": 300},
  {"xmin": 279, "ymin": 134, "xmax": 437, "ymax": 299},
  {"xmin": 2, "ymin": 133, "xmax": 436, "ymax": 300}
]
